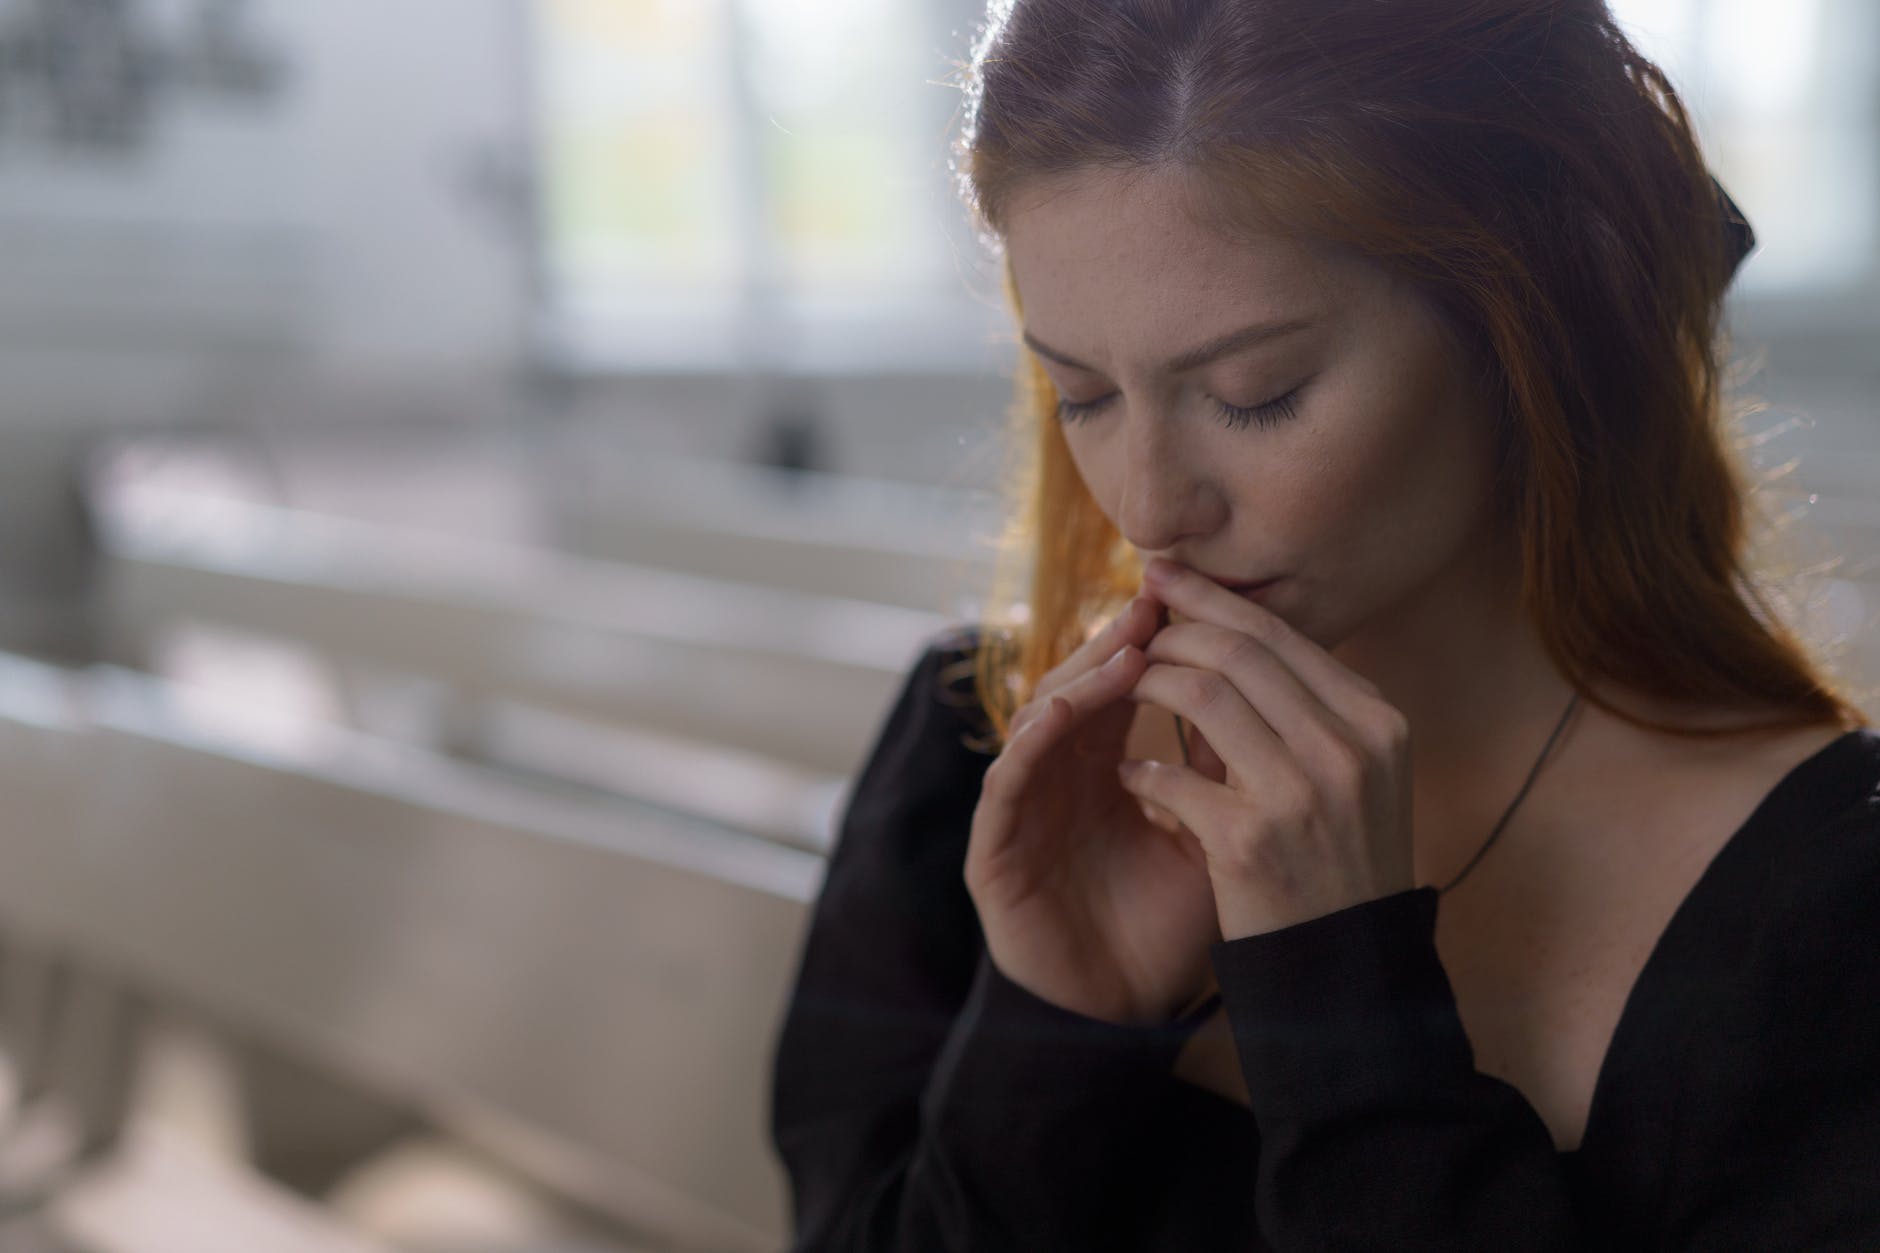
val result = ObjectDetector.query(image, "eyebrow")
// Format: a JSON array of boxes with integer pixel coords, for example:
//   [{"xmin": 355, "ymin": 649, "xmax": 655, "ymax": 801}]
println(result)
[{"xmin": 1021, "ymin": 316, "xmax": 1317, "ymax": 376}]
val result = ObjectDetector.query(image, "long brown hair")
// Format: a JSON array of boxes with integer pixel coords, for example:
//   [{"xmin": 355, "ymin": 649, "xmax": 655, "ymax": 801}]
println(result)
[{"xmin": 951, "ymin": 0, "xmax": 1869, "ymax": 746}]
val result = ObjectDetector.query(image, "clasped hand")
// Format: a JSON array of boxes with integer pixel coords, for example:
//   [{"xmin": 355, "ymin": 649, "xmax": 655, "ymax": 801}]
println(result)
[{"xmin": 963, "ymin": 557, "xmax": 1416, "ymax": 1027}]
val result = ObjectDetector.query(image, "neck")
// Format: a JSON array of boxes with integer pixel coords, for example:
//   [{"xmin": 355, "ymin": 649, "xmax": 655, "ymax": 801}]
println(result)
[{"xmin": 1330, "ymin": 537, "xmax": 1581, "ymax": 889}]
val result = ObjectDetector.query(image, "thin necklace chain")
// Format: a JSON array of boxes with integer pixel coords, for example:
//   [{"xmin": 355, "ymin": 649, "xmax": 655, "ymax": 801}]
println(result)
[
  {"xmin": 1171, "ymin": 689, "xmax": 1581, "ymax": 896},
  {"xmin": 1434, "ymin": 690, "xmax": 1580, "ymax": 893}
]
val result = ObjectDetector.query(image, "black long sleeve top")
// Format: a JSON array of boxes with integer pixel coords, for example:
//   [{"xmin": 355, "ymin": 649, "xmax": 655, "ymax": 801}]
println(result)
[{"xmin": 767, "ymin": 627, "xmax": 1880, "ymax": 1251}]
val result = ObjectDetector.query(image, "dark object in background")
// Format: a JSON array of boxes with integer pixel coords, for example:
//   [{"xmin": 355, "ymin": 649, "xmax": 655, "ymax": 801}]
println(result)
[
  {"xmin": 0, "ymin": 0, "xmax": 289, "ymax": 154},
  {"xmin": 1714, "ymin": 173, "xmax": 1757, "ymax": 284},
  {"xmin": 752, "ymin": 396, "xmax": 831, "ymax": 480}
]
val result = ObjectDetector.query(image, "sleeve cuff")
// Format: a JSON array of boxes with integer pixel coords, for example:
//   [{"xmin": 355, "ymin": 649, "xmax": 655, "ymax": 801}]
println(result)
[
  {"xmin": 1208, "ymin": 886, "xmax": 1478, "ymax": 1121},
  {"xmin": 921, "ymin": 949, "xmax": 1207, "ymax": 1133}
]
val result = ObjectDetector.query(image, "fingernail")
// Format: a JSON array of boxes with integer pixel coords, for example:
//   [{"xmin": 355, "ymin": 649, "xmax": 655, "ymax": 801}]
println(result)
[{"xmin": 1104, "ymin": 645, "xmax": 1134, "ymax": 670}]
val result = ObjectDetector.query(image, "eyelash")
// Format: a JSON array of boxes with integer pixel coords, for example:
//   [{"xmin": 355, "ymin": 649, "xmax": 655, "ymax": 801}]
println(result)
[{"xmin": 1055, "ymin": 387, "xmax": 1304, "ymax": 430}]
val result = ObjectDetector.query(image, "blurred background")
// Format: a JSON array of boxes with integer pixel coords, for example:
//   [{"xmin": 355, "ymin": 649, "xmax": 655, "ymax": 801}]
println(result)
[{"xmin": 0, "ymin": 1, "xmax": 1868, "ymax": 1250}]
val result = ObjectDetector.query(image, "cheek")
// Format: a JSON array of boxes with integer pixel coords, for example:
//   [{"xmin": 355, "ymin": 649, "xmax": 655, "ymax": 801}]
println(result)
[
  {"xmin": 1060, "ymin": 428, "xmax": 1124, "ymax": 519},
  {"xmin": 1317, "ymin": 360, "xmax": 1495, "ymax": 544}
]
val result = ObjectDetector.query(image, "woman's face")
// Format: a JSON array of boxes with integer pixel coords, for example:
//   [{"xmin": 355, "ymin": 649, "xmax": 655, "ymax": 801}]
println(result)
[{"xmin": 1003, "ymin": 165, "xmax": 1511, "ymax": 652}]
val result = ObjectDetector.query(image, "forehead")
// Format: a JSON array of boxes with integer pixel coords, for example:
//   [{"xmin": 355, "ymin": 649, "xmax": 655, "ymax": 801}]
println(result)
[{"xmin": 1004, "ymin": 166, "xmax": 1369, "ymax": 367}]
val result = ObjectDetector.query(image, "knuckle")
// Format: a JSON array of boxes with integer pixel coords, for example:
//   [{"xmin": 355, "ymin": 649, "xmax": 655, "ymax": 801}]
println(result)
[
  {"xmin": 1356, "ymin": 701, "xmax": 1409, "ymax": 752},
  {"xmin": 1247, "ymin": 610, "xmax": 1293, "ymax": 649},
  {"xmin": 1221, "ymin": 633, "xmax": 1269, "ymax": 677},
  {"xmin": 984, "ymin": 750, "xmax": 1026, "ymax": 792},
  {"xmin": 1222, "ymin": 823, "xmax": 1285, "ymax": 879},
  {"xmin": 1374, "ymin": 705, "xmax": 1411, "ymax": 748},
  {"xmin": 993, "ymin": 768, "xmax": 1030, "ymax": 806},
  {"xmin": 1269, "ymin": 769, "xmax": 1317, "ymax": 823},
  {"xmin": 1320, "ymin": 735, "xmax": 1369, "ymax": 788},
  {"xmin": 1183, "ymin": 670, "xmax": 1230, "ymax": 711},
  {"xmin": 1012, "ymin": 694, "xmax": 1056, "ymax": 733},
  {"xmin": 980, "ymin": 755, "xmax": 1011, "ymax": 793}
]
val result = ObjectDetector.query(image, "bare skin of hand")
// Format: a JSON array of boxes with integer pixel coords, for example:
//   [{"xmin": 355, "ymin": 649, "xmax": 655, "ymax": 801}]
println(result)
[
  {"xmin": 964, "ymin": 593, "xmax": 1224, "ymax": 1027},
  {"xmin": 1118, "ymin": 559, "xmax": 1416, "ymax": 941}
]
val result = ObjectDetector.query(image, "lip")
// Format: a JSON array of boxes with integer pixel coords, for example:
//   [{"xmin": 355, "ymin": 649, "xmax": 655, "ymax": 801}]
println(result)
[{"xmin": 1217, "ymin": 576, "xmax": 1285, "ymax": 603}]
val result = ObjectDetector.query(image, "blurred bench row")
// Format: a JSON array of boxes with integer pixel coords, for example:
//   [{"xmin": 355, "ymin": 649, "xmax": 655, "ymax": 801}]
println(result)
[{"xmin": 0, "ymin": 644, "xmax": 820, "ymax": 1250}]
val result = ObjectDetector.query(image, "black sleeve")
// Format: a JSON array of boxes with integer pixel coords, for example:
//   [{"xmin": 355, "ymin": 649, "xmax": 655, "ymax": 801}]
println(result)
[
  {"xmin": 768, "ymin": 631, "xmax": 1210, "ymax": 1252},
  {"xmin": 1209, "ymin": 888, "xmax": 1580, "ymax": 1251}
]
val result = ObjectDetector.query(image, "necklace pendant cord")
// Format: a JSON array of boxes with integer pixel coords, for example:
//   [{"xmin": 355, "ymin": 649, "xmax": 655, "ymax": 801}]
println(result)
[
  {"xmin": 1437, "ymin": 690, "xmax": 1581, "ymax": 894},
  {"xmin": 1169, "ymin": 689, "xmax": 1582, "ymax": 896}
]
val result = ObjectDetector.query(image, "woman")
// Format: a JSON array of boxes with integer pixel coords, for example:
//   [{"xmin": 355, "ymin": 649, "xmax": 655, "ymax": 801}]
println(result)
[{"xmin": 769, "ymin": 1, "xmax": 1879, "ymax": 1248}]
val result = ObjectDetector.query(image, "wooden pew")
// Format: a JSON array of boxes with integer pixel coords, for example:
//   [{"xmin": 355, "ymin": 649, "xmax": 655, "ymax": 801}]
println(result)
[
  {"xmin": 95, "ymin": 492, "xmax": 949, "ymax": 780},
  {"xmin": 551, "ymin": 453, "xmax": 1003, "ymax": 616},
  {"xmin": 0, "ymin": 654, "xmax": 822, "ymax": 1250}
]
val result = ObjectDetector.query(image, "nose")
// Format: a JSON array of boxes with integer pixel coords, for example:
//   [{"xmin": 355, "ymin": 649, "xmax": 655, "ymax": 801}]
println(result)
[{"xmin": 1112, "ymin": 404, "xmax": 1224, "ymax": 554}]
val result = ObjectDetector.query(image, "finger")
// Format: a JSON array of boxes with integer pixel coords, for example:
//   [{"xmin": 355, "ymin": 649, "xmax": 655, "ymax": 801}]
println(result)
[
  {"xmin": 1130, "ymin": 661, "xmax": 1290, "ymax": 794},
  {"xmin": 981, "ymin": 644, "xmax": 1148, "ymax": 829},
  {"xmin": 1142, "ymin": 560, "xmax": 1380, "ymax": 725},
  {"xmin": 1006, "ymin": 594, "xmax": 1161, "ymax": 743},
  {"xmin": 1115, "ymin": 757, "xmax": 1232, "ymax": 850},
  {"xmin": 1146, "ymin": 621, "xmax": 1356, "ymax": 759},
  {"xmin": 1032, "ymin": 641, "xmax": 1147, "ymax": 742},
  {"xmin": 1032, "ymin": 594, "xmax": 1162, "ymax": 705}
]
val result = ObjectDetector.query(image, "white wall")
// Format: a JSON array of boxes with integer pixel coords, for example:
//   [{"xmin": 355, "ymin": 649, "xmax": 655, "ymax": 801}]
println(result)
[{"xmin": 0, "ymin": 0, "xmax": 535, "ymax": 432}]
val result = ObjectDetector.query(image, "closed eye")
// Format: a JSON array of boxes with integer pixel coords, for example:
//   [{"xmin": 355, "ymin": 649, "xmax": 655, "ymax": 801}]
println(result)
[{"xmin": 1056, "ymin": 384, "xmax": 1307, "ymax": 431}]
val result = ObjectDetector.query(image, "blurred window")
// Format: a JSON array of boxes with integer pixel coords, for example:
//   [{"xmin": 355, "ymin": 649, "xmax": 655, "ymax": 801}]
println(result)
[
  {"xmin": 538, "ymin": 1, "xmax": 742, "ymax": 305},
  {"xmin": 534, "ymin": 2, "xmax": 1875, "ymax": 370},
  {"xmin": 535, "ymin": 0, "xmax": 984, "ymax": 373},
  {"xmin": 1610, "ymin": 0, "xmax": 1879, "ymax": 295}
]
